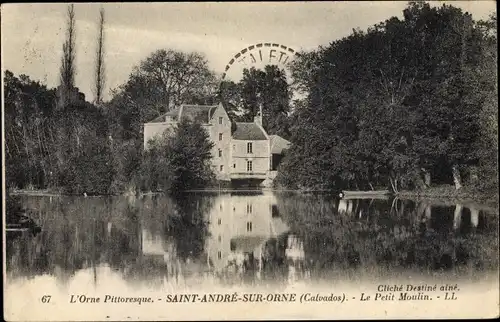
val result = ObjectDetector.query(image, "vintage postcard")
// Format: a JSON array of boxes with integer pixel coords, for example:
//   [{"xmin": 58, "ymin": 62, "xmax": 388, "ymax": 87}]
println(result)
[{"xmin": 2, "ymin": 1, "xmax": 499, "ymax": 320}]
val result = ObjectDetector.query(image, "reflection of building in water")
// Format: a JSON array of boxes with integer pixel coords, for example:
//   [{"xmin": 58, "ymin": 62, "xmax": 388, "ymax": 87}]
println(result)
[{"xmin": 205, "ymin": 192, "xmax": 289, "ymax": 272}]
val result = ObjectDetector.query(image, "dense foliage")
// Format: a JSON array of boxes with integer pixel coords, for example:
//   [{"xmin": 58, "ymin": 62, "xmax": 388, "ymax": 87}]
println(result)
[
  {"xmin": 4, "ymin": 47, "xmax": 218, "ymax": 195},
  {"xmin": 277, "ymin": 2, "xmax": 497, "ymax": 194},
  {"xmin": 137, "ymin": 119, "xmax": 215, "ymax": 193},
  {"xmin": 220, "ymin": 65, "xmax": 292, "ymax": 139}
]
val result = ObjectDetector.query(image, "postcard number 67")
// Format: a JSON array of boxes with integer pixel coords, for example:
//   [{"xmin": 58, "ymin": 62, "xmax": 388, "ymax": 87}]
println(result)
[{"xmin": 41, "ymin": 295, "xmax": 52, "ymax": 303}]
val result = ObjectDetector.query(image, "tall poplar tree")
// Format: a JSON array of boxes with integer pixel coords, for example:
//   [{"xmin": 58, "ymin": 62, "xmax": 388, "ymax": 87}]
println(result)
[
  {"xmin": 94, "ymin": 7, "xmax": 105, "ymax": 105},
  {"xmin": 57, "ymin": 4, "xmax": 77, "ymax": 109}
]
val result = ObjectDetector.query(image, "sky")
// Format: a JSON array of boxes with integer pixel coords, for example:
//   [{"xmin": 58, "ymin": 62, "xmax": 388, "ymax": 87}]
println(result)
[{"xmin": 1, "ymin": 1, "xmax": 496, "ymax": 102}]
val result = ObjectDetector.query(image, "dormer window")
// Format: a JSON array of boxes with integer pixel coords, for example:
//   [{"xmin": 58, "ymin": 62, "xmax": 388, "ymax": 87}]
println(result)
[{"xmin": 219, "ymin": 117, "xmax": 223, "ymax": 124}]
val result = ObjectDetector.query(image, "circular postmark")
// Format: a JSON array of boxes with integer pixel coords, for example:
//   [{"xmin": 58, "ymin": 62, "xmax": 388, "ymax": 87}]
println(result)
[{"xmin": 221, "ymin": 43, "xmax": 300, "ymax": 81}]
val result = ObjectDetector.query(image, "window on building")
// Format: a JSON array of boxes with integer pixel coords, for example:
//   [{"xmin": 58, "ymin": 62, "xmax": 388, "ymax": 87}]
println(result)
[
  {"xmin": 217, "ymin": 218, "xmax": 221, "ymax": 225},
  {"xmin": 247, "ymin": 161, "xmax": 253, "ymax": 172},
  {"xmin": 220, "ymin": 165, "xmax": 224, "ymax": 172},
  {"xmin": 217, "ymin": 251, "xmax": 221, "ymax": 259},
  {"xmin": 233, "ymin": 144, "xmax": 235, "ymax": 151},
  {"xmin": 246, "ymin": 222, "xmax": 253, "ymax": 232},
  {"xmin": 219, "ymin": 117, "xmax": 223, "ymax": 124},
  {"xmin": 233, "ymin": 163, "xmax": 236, "ymax": 168},
  {"xmin": 218, "ymin": 149, "xmax": 222, "ymax": 157},
  {"xmin": 247, "ymin": 204, "xmax": 253, "ymax": 214},
  {"xmin": 247, "ymin": 142, "xmax": 253, "ymax": 154},
  {"xmin": 219, "ymin": 133, "xmax": 223, "ymax": 141}
]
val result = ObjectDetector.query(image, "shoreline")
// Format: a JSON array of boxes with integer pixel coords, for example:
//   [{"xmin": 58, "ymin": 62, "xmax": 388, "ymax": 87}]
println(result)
[{"xmin": 7, "ymin": 187, "xmax": 498, "ymax": 208}]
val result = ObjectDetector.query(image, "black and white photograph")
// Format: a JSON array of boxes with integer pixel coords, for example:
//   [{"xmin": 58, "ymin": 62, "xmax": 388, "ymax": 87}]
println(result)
[{"xmin": 2, "ymin": 2, "xmax": 499, "ymax": 320}]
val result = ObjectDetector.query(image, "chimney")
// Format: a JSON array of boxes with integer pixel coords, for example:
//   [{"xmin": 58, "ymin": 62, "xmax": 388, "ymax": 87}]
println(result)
[{"xmin": 254, "ymin": 102, "xmax": 263, "ymax": 126}]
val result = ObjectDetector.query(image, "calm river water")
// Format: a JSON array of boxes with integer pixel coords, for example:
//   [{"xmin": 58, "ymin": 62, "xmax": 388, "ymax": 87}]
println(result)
[{"xmin": 5, "ymin": 191, "xmax": 499, "ymax": 289}]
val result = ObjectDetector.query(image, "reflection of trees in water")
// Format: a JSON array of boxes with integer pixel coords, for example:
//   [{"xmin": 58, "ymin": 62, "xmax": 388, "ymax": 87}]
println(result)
[
  {"xmin": 165, "ymin": 194, "xmax": 211, "ymax": 262},
  {"xmin": 276, "ymin": 194, "xmax": 499, "ymax": 278},
  {"xmin": 6, "ymin": 193, "xmax": 498, "ymax": 286},
  {"xmin": 6, "ymin": 196, "xmax": 142, "ymax": 282},
  {"xmin": 6, "ymin": 194, "xmax": 213, "ymax": 285},
  {"xmin": 261, "ymin": 236, "xmax": 288, "ymax": 283}
]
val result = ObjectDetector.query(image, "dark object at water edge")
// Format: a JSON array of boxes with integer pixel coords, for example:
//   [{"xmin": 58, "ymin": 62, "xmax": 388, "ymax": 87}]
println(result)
[{"xmin": 339, "ymin": 190, "xmax": 391, "ymax": 198}]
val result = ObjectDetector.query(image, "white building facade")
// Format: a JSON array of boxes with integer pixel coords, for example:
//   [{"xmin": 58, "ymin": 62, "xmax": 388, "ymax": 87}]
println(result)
[{"xmin": 143, "ymin": 103, "xmax": 290, "ymax": 182}]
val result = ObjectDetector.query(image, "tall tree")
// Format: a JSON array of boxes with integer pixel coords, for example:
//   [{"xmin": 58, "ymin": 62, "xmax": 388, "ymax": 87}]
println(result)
[
  {"xmin": 238, "ymin": 65, "xmax": 291, "ymax": 138},
  {"xmin": 277, "ymin": 1, "xmax": 495, "ymax": 193},
  {"xmin": 93, "ymin": 7, "xmax": 105, "ymax": 105},
  {"xmin": 138, "ymin": 119, "xmax": 215, "ymax": 192},
  {"xmin": 106, "ymin": 49, "xmax": 218, "ymax": 141},
  {"xmin": 474, "ymin": 14, "xmax": 498, "ymax": 192},
  {"xmin": 218, "ymin": 79, "xmax": 241, "ymax": 121},
  {"xmin": 57, "ymin": 4, "xmax": 77, "ymax": 109},
  {"xmin": 4, "ymin": 71, "xmax": 57, "ymax": 189}
]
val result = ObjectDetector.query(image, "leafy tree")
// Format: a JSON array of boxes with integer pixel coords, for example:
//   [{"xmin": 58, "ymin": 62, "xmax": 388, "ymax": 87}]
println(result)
[
  {"xmin": 107, "ymin": 50, "xmax": 218, "ymax": 142},
  {"xmin": 473, "ymin": 14, "xmax": 498, "ymax": 193},
  {"xmin": 58, "ymin": 134, "xmax": 115, "ymax": 195},
  {"xmin": 52, "ymin": 100, "xmax": 114, "ymax": 195},
  {"xmin": 138, "ymin": 118, "xmax": 215, "ymax": 193},
  {"xmin": 237, "ymin": 66, "xmax": 292, "ymax": 138},
  {"xmin": 277, "ymin": 1, "xmax": 496, "ymax": 195},
  {"xmin": 4, "ymin": 70, "xmax": 57, "ymax": 189},
  {"xmin": 218, "ymin": 79, "xmax": 241, "ymax": 120},
  {"xmin": 4, "ymin": 62, "xmax": 116, "ymax": 195}
]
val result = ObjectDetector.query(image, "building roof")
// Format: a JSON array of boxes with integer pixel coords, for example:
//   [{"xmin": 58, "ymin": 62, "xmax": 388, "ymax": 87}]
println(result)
[
  {"xmin": 148, "ymin": 106, "xmax": 179, "ymax": 123},
  {"xmin": 147, "ymin": 104, "xmax": 218, "ymax": 124},
  {"xmin": 270, "ymin": 135, "xmax": 291, "ymax": 154},
  {"xmin": 232, "ymin": 122, "xmax": 267, "ymax": 140}
]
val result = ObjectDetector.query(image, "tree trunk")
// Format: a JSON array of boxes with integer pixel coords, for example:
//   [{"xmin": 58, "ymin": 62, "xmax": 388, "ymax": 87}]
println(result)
[
  {"xmin": 422, "ymin": 168, "xmax": 431, "ymax": 187},
  {"xmin": 452, "ymin": 164, "xmax": 463, "ymax": 190},
  {"xmin": 389, "ymin": 177, "xmax": 398, "ymax": 193}
]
